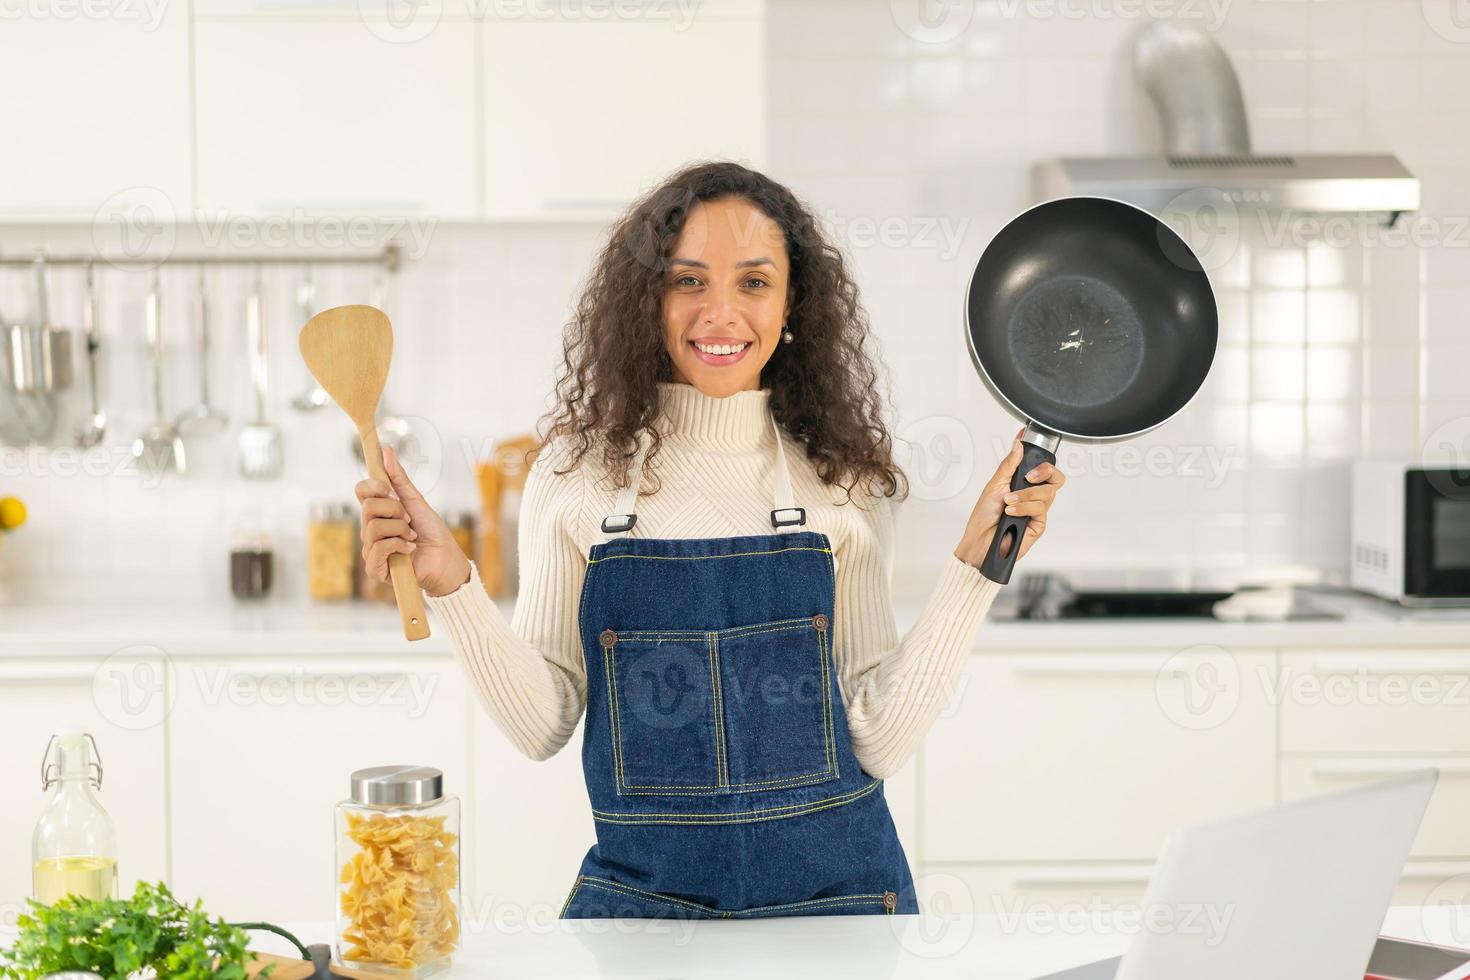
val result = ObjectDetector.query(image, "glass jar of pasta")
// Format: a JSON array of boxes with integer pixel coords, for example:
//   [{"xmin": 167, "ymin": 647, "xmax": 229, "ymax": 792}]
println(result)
[{"xmin": 335, "ymin": 766, "xmax": 461, "ymax": 977}]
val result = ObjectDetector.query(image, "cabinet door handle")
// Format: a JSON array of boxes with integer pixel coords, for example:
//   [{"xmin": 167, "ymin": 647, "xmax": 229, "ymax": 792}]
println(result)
[
  {"xmin": 1311, "ymin": 760, "xmax": 1470, "ymax": 778},
  {"xmin": 0, "ymin": 664, "xmax": 105, "ymax": 681},
  {"xmin": 1011, "ymin": 865, "xmax": 1154, "ymax": 886},
  {"xmin": 223, "ymin": 665, "xmax": 414, "ymax": 680},
  {"xmin": 1308, "ymin": 656, "xmax": 1470, "ymax": 675},
  {"xmin": 1012, "ymin": 656, "xmax": 1165, "ymax": 678}
]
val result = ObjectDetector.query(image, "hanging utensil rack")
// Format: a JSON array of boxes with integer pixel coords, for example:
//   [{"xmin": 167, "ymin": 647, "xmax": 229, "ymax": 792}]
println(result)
[{"xmin": 0, "ymin": 244, "xmax": 402, "ymax": 271}]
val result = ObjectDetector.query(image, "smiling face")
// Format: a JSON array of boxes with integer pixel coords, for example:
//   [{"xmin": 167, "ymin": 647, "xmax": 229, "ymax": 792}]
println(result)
[{"xmin": 662, "ymin": 196, "xmax": 791, "ymax": 397}]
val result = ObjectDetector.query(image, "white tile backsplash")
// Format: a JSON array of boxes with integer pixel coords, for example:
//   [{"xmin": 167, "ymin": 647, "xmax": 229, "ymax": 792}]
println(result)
[{"xmin": 2, "ymin": 0, "xmax": 1469, "ymax": 601}]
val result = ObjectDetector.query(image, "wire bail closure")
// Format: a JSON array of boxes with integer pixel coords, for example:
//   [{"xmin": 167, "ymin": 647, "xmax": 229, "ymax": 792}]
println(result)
[{"xmin": 41, "ymin": 732, "xmax": 104, "ymax": 791}]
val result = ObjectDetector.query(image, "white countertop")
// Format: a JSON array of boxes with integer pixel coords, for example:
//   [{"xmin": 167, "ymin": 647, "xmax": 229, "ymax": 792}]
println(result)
[
  {"xmin": 0, "ymin": 587, "xmax": 1465, "ymax": 657},
  {"xmin": 184, "ymin": 906, "xmax": 1458, "ymax": 979}
]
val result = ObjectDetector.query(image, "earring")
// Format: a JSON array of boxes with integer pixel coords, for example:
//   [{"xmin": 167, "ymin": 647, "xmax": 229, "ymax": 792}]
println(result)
[{"xmin": 781, "ymin": 323, "xmax": 794, "ymax": 344}]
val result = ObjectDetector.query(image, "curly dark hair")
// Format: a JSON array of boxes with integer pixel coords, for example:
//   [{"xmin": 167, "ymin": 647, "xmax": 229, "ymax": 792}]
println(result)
[{"xmin": 533, "ymin": 159, "xmax": 909, "ymax": 507}]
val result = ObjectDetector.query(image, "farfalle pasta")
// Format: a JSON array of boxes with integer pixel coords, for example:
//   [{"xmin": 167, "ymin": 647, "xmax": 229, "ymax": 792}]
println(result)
[{"xmin": 336, "ymin": 810, "xmax": 460, "ymax": 971}]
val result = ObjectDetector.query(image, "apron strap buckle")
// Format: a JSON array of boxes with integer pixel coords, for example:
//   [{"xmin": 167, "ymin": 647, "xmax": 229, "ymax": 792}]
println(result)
[
  {"xmin": 601, "ymin": 514, "xmax": 638, "ymax": 534},
  {"xmin": 770, "ymin": 507, "xmax": 806, "ymax": 529}
]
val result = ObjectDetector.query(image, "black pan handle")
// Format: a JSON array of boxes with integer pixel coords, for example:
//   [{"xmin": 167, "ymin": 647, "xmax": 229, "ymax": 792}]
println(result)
[{"xmin": 978, "ymin": 440, "xmax": 1057, "ymax": 585}]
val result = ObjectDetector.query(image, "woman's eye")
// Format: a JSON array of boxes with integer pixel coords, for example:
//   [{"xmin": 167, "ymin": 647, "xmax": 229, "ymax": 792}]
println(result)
[
  {"xmin": 675, "ymin": 275, "xmax": 701, "ymax": 287},
  {"xmin": 744, "ymin": 278, "xmax": 769, "ymax": 289}
]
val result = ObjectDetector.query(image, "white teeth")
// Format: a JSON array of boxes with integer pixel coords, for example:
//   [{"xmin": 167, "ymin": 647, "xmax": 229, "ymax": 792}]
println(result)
[{"xmin": 694, "ymin": 341, "xmax": 748, "ymax": 356}]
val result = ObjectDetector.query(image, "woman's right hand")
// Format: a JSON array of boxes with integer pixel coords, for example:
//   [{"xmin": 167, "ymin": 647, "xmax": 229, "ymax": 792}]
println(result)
[{"xmin": 355, "ymin": 444, "xmax": 471, "ymax": 598}]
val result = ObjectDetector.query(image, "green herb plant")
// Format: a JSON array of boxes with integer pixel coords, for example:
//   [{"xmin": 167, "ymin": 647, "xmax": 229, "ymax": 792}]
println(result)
[{"xmin": 0, "ymin": 880, "xmax": 296, "ymax": 979}]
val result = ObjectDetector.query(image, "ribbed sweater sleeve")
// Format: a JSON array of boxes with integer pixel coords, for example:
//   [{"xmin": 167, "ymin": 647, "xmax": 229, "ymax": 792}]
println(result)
[
  {"xmin": 834, "ymin": 494, "xmax": 1002, "ymax": 779},
  {"xmin": 422, "ymin": 440, "xmax": 588, "ymax": 761}
]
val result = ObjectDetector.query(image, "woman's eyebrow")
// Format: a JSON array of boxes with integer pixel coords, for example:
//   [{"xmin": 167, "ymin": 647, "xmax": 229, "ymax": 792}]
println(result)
[{"xmin": 668, "ymin": 257, "xmax": 776, "ymax": 268}]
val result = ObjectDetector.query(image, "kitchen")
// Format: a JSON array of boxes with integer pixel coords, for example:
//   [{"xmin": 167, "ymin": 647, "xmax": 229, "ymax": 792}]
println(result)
[{"xmin": 2, "ymin": 0, "xmax": 1470, "ymax": 977}]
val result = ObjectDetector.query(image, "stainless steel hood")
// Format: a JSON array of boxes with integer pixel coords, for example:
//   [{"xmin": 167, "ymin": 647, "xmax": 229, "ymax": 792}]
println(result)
[
  {"xmin": 1033, "ymin": 24, "xmax": 1419, "ymax": 223},
  {"xmin": 1034, "ymin": 153, "xmax": 1420, "ymax": 218}
]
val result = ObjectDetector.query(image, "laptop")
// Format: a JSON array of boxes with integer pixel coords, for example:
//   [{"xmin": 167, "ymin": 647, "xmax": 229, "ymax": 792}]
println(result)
[{"xmin": 1036, "ymin": 769, "xmax": 1441, "ymax": 980}]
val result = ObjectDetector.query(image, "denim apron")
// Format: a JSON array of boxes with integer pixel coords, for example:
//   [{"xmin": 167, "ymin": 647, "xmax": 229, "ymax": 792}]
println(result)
[{"xmin": 558, "ymin": 407, "xmax": 920, "ymax": 919}]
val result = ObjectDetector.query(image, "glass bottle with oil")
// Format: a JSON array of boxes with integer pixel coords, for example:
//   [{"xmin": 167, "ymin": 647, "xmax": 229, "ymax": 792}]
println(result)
[{"xmin": 33, "ymin": 728, "xmax": 118, "ymax": 904}]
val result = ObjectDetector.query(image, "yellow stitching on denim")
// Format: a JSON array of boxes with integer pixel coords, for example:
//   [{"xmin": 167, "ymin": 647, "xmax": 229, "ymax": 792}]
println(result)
[
  {"xmin": 717, "ymin": 616, "xmax": 811, "ymax": 638},
  {"xmin": 604, "ymin": 646, "xmax": 625, "ymax": 790},
  {"xmin": 818, "ymin": 621, "xmax": 834, "ymax": 773},
  {"xmin": 715, "ymin": 617, "xmax": 835, "ymax": 791},
  {"xmin": 613, "ymin": 618, "xmax": 809, "ymax": 644},
  {"xmin": 609, "ymin": 637, "xmax": 723, "ymax": 794},
  {"xmin": 708, "ymin": 632, "xmax": 727, "ymax": 787},
  {"xmin": 732, "ymin": 895, "xmax": 889, "ymax": 917},
  {"xmin": 718, "ymin": 622, "xmax": 811, "ymax": 642},
  {"xmin": 577, "ymin": 877, "xmax": 727, "ymax": 917},
  {"xmin": 558, "ymin": 876, "xmax": 584, "ymax": 918},
  {"xmin": 722, "ymin": 768, "xmax": 835, "ymax": 791},
  {"xmin": 587, "ymin": 546, "xmax": 832, "ymax": 565},
  {"xmin": 592, "ymin": 778, "xmax": 881, "ymax": 824},
  {"xmin": 576, "ymin": 878, "xmax": 889, "ymax": 918}
]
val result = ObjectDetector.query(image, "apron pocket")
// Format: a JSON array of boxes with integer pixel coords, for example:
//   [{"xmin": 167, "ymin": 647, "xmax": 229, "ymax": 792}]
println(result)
[
  {"xmin": 716, "ymin": 613, "xmax": 838, "ymax": 793},
  {"xmin": 601, "ymin": 613, "xmax": 838, "ymax": 796},
  {"xmin": 604, "ymin": 629, "xmax": 722, "ymax": 794}
]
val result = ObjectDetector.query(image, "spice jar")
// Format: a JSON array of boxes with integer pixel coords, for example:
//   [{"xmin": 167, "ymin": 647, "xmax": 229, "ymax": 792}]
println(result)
[
  {"xmin": 229, "ymin": 519, "xmax": 274, "ymax": 600},
  {"xmin": 308, "ymin": 502, "xmax": 357, "ymax": 600},
  {"xmin": 335, "ymin": 766, "xmax": 460, "ymax": 977}
]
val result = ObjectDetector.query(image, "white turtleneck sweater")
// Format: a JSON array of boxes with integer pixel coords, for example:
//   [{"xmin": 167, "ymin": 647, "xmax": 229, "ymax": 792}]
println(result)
[{"xmin": 424, "ymin": 381, "xmax": 1002, "ymax": 780}]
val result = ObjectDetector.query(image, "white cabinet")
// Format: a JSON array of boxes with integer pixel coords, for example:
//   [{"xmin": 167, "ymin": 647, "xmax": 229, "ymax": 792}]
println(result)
[
  {"xmin": 466, "ymin": 711, "xmax": 592, "ymax": 916},
  {"xmin": 1279, "ymin": 650, "xmax": 1470, "ymax": 754},
  {"xmin": 166, "ymin": 655, "xmax": 469, "ymax": 921},
  {"xmin": 0, "ymin": 10, "xmax": 191, "ymax": 219},
  {"xmin": 0, "ymin": 657, "xmax": 168, "ymax": 912},
  {"xmin": 1280, "ymin": 759, "xmax": 1470, "ymax": 860},
  {"xmin": 192, "ymin": 19, "xmax": 478, "ymax": 218},
  {"xmin": 920, "ymin": 650, "xmax": 1277, "ymax": 863},
  {"xmin": 481, "ymin": 8, "xmax": 765, "ymax": 221},
  {"xmin": 917, "ymin": 862, "xmax": 1153, "ymax": 916}
]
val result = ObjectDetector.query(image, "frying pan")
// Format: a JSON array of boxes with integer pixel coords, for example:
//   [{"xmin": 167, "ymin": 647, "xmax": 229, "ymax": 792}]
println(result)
[{"xmin": 964, "ymin": 195, "xmax": 1218, "ymax": 584}]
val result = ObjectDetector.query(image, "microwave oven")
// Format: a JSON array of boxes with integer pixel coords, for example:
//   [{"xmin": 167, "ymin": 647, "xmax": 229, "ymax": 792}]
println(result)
[{"xmin": 1351, "ymin": 461, "xmax": 1470, "ymax": 604}]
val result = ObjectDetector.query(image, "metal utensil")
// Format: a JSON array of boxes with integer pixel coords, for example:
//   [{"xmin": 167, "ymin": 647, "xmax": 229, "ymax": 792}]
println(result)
[
  {"xmin": 964, "ymin": 195, "xmax": 1218, "ymax": 583},
  {"xmin": 176, "ymin": 268, "xmax": 228, "ymax": 436},
  {"xmin": 5, "ymin": 254, "xmax": 73, "ymax": 395},
  {"xmin": 238, "ymin": 266, "xmax": 283, "ymax": 479},
  {"xmin": 73, "ymin": 260, "xmax": 107, "ymax": 448},
  {"xmin": 290, "ymin": 267, "xmax": 329, "ymax": 412},
  {"xmin": 131, "ymin": 269, "xmax": 186, "ymax": 477}
]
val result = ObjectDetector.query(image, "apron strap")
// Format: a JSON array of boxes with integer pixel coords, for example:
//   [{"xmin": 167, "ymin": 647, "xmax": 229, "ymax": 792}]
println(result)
[{"xmin": 600, "ymin": 407, "xmax": 805, "ymax": 541}]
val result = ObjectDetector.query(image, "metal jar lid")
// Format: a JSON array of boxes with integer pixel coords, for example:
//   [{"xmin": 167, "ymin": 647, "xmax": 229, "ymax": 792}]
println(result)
[{"xmin": 350, "ymin": 765, "xmax": 444, "ymax": 806}]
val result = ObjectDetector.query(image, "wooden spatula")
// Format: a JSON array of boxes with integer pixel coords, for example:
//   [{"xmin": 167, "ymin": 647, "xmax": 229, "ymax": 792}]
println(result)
[{"xmin": 299, "ymin": 304, "xmax": 430, "ymax": 641}]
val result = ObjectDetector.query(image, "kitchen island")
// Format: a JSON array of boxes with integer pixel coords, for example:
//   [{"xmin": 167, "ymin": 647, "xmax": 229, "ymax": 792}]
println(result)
[{"xmin": 96, "ymin": 906, "xmax": 1458, "ymax": 979}]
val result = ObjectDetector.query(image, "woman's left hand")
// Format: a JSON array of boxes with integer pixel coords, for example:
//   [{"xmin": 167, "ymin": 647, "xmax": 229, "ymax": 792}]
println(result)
[{"xmin": 955, "ymin": 428, "xmax": 1067, "ymax": 570}]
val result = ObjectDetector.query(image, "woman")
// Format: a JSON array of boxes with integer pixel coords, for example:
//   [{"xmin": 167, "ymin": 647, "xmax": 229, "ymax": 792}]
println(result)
[{"xmin": 356, "ymin": 161, "xmax": 1066, "ymax": 920}]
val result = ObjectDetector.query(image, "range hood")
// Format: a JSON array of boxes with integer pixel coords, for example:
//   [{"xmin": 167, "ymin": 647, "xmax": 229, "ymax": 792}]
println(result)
[
  {"xmin": 1034, "ymin": 24, "xmax": 1419, "ymax": 224},
  {"xmin": 1034, "ymin": 154, "xmax": 1419, "ymax": 218}
]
